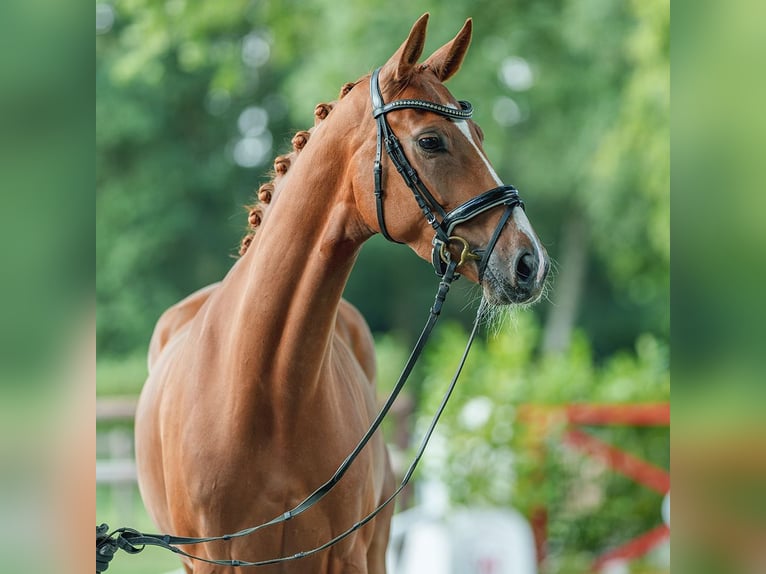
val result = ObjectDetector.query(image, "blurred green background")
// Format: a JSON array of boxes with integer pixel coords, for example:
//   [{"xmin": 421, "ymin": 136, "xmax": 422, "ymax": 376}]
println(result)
[
  {"xmin": 96, "ymin": 0, "xmax": 669, "ymax": 572},
  {"xmin": 96, "ymin": 0, "xmax": 668, "ymax": 358}
]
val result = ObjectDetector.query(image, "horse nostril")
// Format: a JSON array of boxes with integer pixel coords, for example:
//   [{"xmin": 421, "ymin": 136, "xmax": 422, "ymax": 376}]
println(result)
[{"xmin": 515, "ymin": 252, "xmax": 536, "ymax": 285}]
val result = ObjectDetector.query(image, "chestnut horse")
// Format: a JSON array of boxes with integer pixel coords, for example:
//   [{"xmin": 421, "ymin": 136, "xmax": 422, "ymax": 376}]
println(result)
[{"xmin": 135, "ymin": 14, "xmax": 548, "ymax": 574}]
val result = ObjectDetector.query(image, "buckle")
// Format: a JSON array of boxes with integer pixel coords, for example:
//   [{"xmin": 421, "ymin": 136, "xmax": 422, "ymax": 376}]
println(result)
[{"xmin": 439, "ymin": 236, "xmax": 481, "ymax": 268}]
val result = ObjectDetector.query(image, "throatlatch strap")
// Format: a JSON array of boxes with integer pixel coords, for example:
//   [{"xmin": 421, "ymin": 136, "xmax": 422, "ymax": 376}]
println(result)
[
  {"xmin": 371, "ymin": 67, "xmax": 452, "ymax": 245},
  {"xmin": 369, "ymin": 68, "xmax": 526, "ymax": 277}
]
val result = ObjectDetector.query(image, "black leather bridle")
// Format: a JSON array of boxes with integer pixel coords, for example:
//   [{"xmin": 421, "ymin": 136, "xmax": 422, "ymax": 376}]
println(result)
[
  {"xmin": 96, "ymin": 68, "xmax": 524, "ymax": 571},
  {"xmin": 370, "ymin": 66, "xmax": 524, "ymax": 280}
]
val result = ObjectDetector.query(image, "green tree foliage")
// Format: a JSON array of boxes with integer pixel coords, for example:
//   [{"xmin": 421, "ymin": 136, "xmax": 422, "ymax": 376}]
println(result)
[{"xmin": 97, "ymin": 1, "xmax": 282, "ymax": 353}]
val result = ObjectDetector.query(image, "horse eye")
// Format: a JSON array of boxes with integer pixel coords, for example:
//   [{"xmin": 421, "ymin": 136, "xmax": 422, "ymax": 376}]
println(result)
[{"xmin": 418, "ymin": 136, "xmax": 442, "ymax": 151}]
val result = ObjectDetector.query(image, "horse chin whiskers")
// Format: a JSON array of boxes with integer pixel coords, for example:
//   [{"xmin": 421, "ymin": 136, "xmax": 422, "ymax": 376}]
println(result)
[
  {"xmin": 534, "ymin": 255, "xmax": 558, "ymax": 307},
  {"xmin": 477, "ymin": 296, "xmax": 524, "ymax": 337}
]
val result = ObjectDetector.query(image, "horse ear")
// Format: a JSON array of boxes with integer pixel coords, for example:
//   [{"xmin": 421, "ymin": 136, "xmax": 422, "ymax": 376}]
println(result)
[
  {"xmin": 385, "ymin": 13, "xmax": 430, "ymax": 82},
  {"xmin": 423, "ymin": 18, "xmax": 473, "ymax": 82}
]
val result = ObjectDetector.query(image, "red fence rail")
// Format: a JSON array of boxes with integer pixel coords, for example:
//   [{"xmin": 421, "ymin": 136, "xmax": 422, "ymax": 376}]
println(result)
[{"xmin": 518, "ymin": 403, "xmax": 670, "ymax": 572}]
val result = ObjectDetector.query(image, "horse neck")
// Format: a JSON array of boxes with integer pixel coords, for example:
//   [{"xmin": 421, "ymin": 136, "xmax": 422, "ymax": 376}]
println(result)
[{"xmin": 214, "ymin": 117, "xmax": 370, "ymax": 396}]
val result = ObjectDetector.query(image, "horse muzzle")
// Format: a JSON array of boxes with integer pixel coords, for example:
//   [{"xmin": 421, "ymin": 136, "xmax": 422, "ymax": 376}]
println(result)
[{"xmin": 481, "ymin": 212, "xmax": 550, "ymax": 305}]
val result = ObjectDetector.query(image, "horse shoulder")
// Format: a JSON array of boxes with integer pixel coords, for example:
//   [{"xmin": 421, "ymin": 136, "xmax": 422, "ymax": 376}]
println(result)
[
  {"xmin": 336, "ymin": 298, "xmax": 377, "ymax": 384},
  {"xmin": 147, "ymin": 282, "xmax": 220, "ymax": 372}
]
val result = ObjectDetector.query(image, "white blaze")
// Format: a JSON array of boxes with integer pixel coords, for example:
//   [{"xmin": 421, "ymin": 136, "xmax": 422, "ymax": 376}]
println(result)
[{"xmin": 454, "ymin": 120, "xmax": 504, "ymax": 186}]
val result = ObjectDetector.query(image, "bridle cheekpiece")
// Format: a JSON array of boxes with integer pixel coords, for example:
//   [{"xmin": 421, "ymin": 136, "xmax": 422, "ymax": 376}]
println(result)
[{"xmin": 370, "ymin": 67, "xmax": 524, "ymax": 279}]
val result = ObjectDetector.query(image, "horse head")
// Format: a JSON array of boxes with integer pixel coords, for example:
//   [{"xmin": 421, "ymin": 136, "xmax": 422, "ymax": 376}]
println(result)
[{"xmin": 334, "ymin": 14, "xmax": 549, "ymax": 305}]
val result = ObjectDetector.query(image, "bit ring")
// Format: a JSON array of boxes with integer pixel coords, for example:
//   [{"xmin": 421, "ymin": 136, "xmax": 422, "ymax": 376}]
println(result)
[{"xmin": 439, "ymin": 235, "xmax": 481, "ymax": 268}]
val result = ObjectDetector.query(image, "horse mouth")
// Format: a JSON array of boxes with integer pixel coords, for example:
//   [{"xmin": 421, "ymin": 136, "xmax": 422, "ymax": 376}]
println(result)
[{"xmin": 481, "ymin": 264, "xmax": 547, "ymax": 306}]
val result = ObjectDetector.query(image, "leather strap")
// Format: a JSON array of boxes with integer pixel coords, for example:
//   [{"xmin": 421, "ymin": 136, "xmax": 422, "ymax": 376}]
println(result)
[{"xmin": 369, "ymin": 67, "xmax": 525, "ymax": 277}]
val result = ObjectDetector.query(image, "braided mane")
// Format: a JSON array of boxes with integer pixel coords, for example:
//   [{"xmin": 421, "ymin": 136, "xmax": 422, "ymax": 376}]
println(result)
[{"xmin": 238, "ymin": 81, "xmax": 357, "ymax": 256}]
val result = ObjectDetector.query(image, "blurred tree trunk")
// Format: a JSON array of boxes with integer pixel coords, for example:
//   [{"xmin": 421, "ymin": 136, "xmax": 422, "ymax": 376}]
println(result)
[{"xmin": 542, "ymin": 210, "xmax": 588, "ymax": 355}]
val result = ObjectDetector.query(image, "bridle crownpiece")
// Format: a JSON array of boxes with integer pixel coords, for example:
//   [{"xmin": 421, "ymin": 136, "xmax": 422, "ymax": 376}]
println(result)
[{"xmin": 369, "ymin": 67, "xmax": 524, "ymax": 278}]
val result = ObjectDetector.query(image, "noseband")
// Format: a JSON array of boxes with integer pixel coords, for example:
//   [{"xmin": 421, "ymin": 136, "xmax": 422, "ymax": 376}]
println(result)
[{"xmin": 370, "ymin": 67, "xmax": 524, "ymax": 279}]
